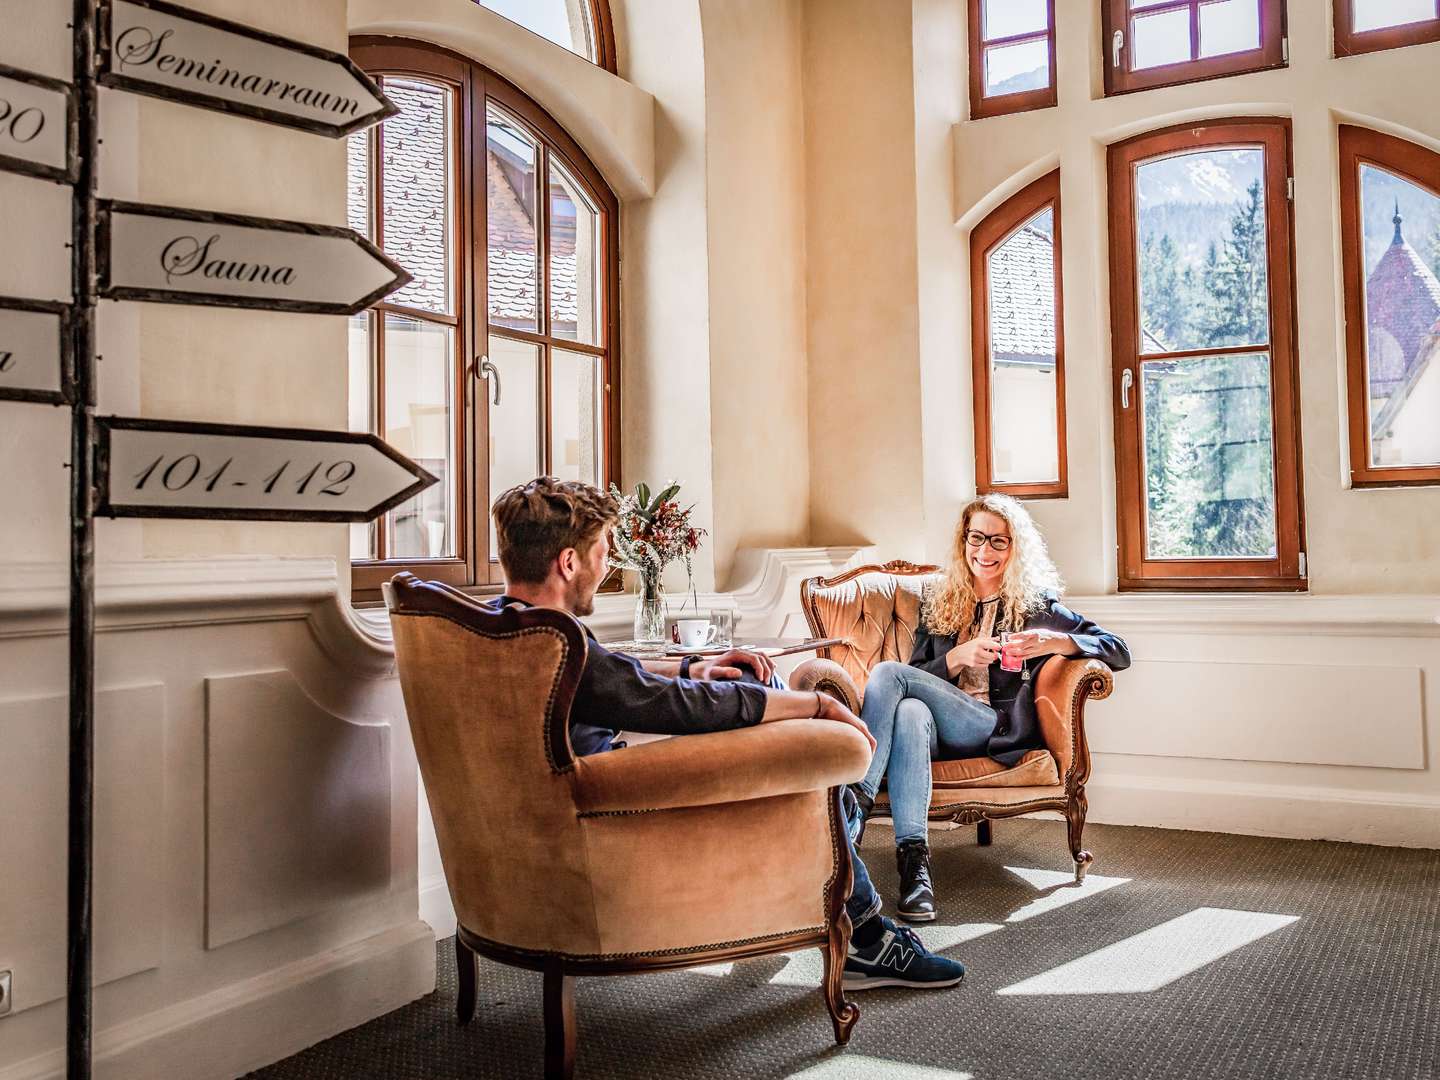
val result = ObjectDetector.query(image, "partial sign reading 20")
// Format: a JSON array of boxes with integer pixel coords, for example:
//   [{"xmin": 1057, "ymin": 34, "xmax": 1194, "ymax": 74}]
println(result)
[
  {"xmin": 0, "ymin": 97, "xmax": 45, "ymax": 146},
  {"xmin": 132, "ymin": 453, "xmax": 356, "ymax": 497}
]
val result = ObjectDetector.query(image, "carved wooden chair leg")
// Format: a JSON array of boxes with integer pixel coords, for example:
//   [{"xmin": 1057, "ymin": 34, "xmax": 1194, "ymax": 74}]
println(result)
[
  {"xmin": 542, "ymin": 964, "xmax": 577, "ymax": 1080},
  {"xmin": 1066, "ymin": 791, "xmax": 1093, "ymax": 883},
  {"xmin": 976, "ymin": 819, "xmax": 993, "ymax": 846},
  {"xmin": 455, "ymin": 936, "xmax": 478, "ymax": 1026},
  {"xmin": 820, "ymin": 912, "xmax": 860, "ymax": 1046}
]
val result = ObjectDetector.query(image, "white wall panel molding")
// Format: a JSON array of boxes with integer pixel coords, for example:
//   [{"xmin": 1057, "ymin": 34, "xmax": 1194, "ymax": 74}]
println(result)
[
  {"xmin": 1067, "ymin": 593, "xmax": 1440, "ymax": 638},
  {"xmin": 0, "ymin": 557, "xmax": 396, "ymax": 676},
  {"xmin": 0, "ymin": 685, "xmax": 164, "ymax": 1017},
  {"xmin": 205, "ymin": 671, "xmax": 393, "ymax": 949},
  {"xmin": 348, "ymin": 0, "xmax": 656, "ymax": 200}
]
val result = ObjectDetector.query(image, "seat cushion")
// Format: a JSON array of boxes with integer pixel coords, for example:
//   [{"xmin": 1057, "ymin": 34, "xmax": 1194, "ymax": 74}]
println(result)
[{"xmin": 931, "ymin": 748, "xmax": 1059, "ymax": 789}]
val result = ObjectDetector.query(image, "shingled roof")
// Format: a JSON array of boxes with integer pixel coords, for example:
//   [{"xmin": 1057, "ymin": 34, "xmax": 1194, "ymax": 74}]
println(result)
[
  {"xmin": 987, "ymin": 217, "xmax": 1056, "ymax": 367},
  {"xmin": 1366, "ymin": 205, "xmax": 1440, "ymax": 396}
]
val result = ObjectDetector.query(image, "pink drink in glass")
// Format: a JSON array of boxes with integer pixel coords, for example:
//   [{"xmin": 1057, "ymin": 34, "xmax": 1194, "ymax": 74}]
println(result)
[{"xmin": 999, "ymin": 632, "xmax": 1024, "ymax": 672}]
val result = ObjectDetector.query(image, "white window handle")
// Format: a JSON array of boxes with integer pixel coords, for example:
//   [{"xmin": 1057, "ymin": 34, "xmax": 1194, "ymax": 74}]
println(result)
[
  {"xmin": 1121, "ymin": 368, "xmax": 1134, "ymax": 409},
  {"xmin": 1112, "ymin": 30, "xmax": 1125, "ymax": 68}
]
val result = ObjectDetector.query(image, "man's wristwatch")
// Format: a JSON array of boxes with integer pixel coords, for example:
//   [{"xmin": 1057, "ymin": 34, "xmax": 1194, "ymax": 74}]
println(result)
[{"xmin": 679, "ymin": 654, "xmax": 704, "ymax": 679}]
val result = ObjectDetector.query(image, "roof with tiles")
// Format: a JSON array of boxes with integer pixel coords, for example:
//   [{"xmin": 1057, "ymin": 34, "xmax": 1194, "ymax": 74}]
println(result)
[
  {"xmin": 1366, "ymin": 207, "xmax": 1440, "ymax": 393},
  {"xmin": 987, "ymin": 219, "xmax": 1056, "ymax": 366}
]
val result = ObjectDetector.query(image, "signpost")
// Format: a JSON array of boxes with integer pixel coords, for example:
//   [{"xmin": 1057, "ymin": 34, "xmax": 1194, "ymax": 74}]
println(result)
[
  {"xmin": 99, "ymin": 200, "xmax": 411, "ymax": 315},
  {"xmin": 0, "ymin": 64, "xmax": 76, "ymax": 184},
  {"xmin": 0, "ymin": 3, "xmax": 407, "ymax": 1075},
  {"xmin": 96, "ymin": 417, "xmax": 437, "ymax": 522},
  {"xmin": 98, "ymin": 0, "xmax": 397, "ymax": 137}
]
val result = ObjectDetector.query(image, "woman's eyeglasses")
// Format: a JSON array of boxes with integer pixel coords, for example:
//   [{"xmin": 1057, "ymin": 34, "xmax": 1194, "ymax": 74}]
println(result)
[{"xmin": 965, "ymin": 530, "xmax": 1011, "ymax": 552}]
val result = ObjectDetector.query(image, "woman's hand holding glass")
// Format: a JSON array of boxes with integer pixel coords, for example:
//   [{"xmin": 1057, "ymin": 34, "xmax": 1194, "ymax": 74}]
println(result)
[
  {"xmin": 945, "ymin": 635, "xmax": 1001, "ymax": 675},
  {"xmin": 1004, "ymin": 628, "xmax": 1076, "ymax": 660}
]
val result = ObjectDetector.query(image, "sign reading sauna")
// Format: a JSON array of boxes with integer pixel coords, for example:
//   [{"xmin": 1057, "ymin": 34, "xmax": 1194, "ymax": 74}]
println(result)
[{"xmin": 99, "ymin": 0, "xmax": 397, "ymax": 137}]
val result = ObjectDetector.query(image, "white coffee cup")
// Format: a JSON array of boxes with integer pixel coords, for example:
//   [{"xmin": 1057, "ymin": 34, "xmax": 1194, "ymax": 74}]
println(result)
[{"xmin": 675, "ymin": 618, "xmax": 718, "ymax": 649}]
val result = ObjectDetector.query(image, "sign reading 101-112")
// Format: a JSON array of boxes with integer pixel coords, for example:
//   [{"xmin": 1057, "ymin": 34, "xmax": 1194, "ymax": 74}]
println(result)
[{"xmin": 96, "ymin": 417, "xmax": 438, "ymax": 523}]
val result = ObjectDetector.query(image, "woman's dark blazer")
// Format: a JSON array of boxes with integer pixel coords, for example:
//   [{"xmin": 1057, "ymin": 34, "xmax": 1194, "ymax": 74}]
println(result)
[{"xmin": 907, "ymin": 595, "xmax": 1130, "ymax": 767}]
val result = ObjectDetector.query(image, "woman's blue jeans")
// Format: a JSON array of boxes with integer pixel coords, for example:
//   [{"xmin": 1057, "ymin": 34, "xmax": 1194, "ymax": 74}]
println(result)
[{"xmin": 857, "ymin": 660, "xmax": 998, "ymax": 844}]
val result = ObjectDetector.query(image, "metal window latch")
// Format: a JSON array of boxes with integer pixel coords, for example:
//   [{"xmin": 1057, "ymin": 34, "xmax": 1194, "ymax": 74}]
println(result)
[
  {"xmin": 1121, "ymin": 368, "xmax": 1134, "ymax": 409},
  {"xmin": 476, "ymin": 356, "xmax": 500, "ymax": 405},
  {"xmin": 1112, "ymin": 30, "xmax": 1125, "ymax": 68}
]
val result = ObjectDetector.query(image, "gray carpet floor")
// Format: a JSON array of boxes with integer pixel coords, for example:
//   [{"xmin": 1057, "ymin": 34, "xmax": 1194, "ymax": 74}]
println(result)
[{"xmin": 246, "ymin": 820, "xmax": 1440, "ymax": 1080}]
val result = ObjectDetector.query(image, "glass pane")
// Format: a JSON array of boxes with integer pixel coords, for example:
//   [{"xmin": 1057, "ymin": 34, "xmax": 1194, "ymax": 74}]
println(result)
[
  {"xmin": 983, "ymin": 0, "xmax": 1047, "ymax": 40},
  {"xmin": 1353, "ymin": 0, "xmax": 1437, "ymax": 32},
  {"xmin": 549, "ymin": 159, "xmax": 601, "ymax": 345},
  {"xmin": 1131, "ymin": 8, "xmax": 1193, "ymax": 69},
  {"xmin": 473, "ymin": 0, "xmax": 595, "ymax": 61},
  {"xmin": 1131, "ymin": 0, "xmax": 1179, "ymax": 8},
  {"xmin": 346, "ymin": 128, "xmax": 370, "ymax": 240},
  {"xmin": 1135, "ymin": 147, "xmax": 1269, "ymax": 354},
  {"xmin": 348, "ymin": 312, "xmax": 377, "ymax": 561},
  {"xmin": 1359, "ymin": 165, "xmax": 1440, "ymax": 468},
  {"xmin": 382, "ymin": 315, "xmax": 456, "ymax": 559},
  {"xmin": 551, "ymin": 350, "xmax": 604, "ymax": 486},
  {"xmin": 487, "ymin": 106, "xmax": 540, "ymax": 332},
  {"xmin": 984, "ymin": 38, "xmax": 1050, "ymax": 96},
  {"xmin": 1142, "ymin": 353, "xmax": 1276, "ymax": 559},
  {"xmin": 382, "ymin": 79, "xmax": 454, "ymax": 315},
  {"xmin": 487, "ymin": 335, "xmax": 542, "ymax": 556},
  {"xmin": 1199, "ymin": 0, "xmax": 1261, "ymax": 57},
  {"xmin": 987, "ymin": 207, "xmax": 1060, "ymax": 484}
]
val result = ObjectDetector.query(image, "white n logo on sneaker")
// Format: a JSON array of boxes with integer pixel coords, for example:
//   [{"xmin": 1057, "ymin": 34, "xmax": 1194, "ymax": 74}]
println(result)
[{"xmin": 881, "ymin": 943, "xmax": 915, "ymax": 972}]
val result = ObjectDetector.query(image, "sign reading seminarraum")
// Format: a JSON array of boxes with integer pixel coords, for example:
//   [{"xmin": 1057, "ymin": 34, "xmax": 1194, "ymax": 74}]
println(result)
[{"xmin": 6, "ymin": 4, "xmax": 418, "ymax": 1076}]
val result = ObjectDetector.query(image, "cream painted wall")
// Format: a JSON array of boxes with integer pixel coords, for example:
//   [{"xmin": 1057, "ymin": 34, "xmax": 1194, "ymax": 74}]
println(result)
[
  {"xmin": 802, "ymin": 0, "xmax": 928, "ymax": 562},
  {"xmin": 699, "ymin": 0, "xmax": 811, "ymax": 589},
  {"xmin": 947, "ymin": 1, "xmax": 1440, "ymax": 595}
]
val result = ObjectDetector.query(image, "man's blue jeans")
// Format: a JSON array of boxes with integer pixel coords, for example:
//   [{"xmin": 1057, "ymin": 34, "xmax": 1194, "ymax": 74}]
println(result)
[{"xmin": 856, "ymin": 660, "xmax": 998, "ymax": 844}]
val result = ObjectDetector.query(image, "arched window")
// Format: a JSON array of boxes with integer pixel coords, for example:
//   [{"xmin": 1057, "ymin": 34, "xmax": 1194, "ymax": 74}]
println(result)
[
  {"xmin": 347, "ymin": 39, "xmax": 620, "ymax": 599},
  {"xmin": 1334, "ymin": 0, "xmax": 1440, "ymax": 56},
  {"xmin": 1101, "ymin": 0, "xmax": 1286, "ymax": 95},
  {"xmin": 473, "ymin": 0, "xmax": 617, "ymax": 71},
  {"xmin": 1339, "ymin": 125, "xmax": 1440, "ymax": 485},
  {"xmin": 970, "ymin": 170, "xmax": 1066, "ymax": 497},
  {"xmin": 1106, "ymin": 119, "xmax": 1305, "ymax": 590}
]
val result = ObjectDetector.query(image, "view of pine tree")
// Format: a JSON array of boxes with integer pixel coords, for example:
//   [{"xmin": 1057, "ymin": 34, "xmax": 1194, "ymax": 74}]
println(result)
[
  {"xmin": 1428, "ymin": 225, "xmax": 1440, "ymax": 283},
  {"xmin": 1140, "ymin": 182, "xmax": 1277, "ymax": 560}
]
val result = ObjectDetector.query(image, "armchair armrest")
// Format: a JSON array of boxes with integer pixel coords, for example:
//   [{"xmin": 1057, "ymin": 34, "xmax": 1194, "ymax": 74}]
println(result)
[
  {"xmin": 790, "ymin": 658, "xmax": 861, "ymax": 713},
  {"xmin": 571, "ymin": 717, "xmax": 871, "ymax": 816},
  {"xmin": 1034, "ymin": 657, "xmax": 1114, "ymax": 787}
]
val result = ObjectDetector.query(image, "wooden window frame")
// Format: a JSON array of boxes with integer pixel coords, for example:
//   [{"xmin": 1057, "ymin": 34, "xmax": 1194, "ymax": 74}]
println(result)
[
  {"xmin": 1102, "ymin": 0, "xmax": 1287, "ymax": 96},
  {"xmin": 971, "ymin": 170, "xmax": 1068, "ymax": 498},
  {"xmin": 1106, "ymin": 117, "xmax": 1306, "ymax": 591},
  {"xmin": 349, "ymin": 39, "xmax": 620, "ymax": 602},
  {"xmin": 1334, "ymin": 0, "xmax": 1440, "ymax": 56},
  {"xmin": 967, "ymin": 0, "xmax": 1057, "ymax": 120},
  {"xmin": 1339, "ymin": 125, "xmax": 1440, "ymax": 487}
]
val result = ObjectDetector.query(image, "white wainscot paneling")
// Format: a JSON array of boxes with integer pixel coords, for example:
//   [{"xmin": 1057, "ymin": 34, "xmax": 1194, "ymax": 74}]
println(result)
[
  {"xmin": 1089, "ymin": 658, "xmax": 1426, "ymax": 769},
  {"xmin": 0, "ymin": 684, "xmax": 164, "ymax": 1014},
  {"xmin": 206, "ymin": 670, "xmax": 392, "ymax": 949}
]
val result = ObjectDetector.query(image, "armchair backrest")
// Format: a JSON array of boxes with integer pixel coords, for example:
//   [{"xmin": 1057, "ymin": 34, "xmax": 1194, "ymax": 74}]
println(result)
[
  {"xmin": 800, "ymin": 561, "xmax": 941, "ymax": 695},
  {"xmin": 384, "ymin": 572, "xmax": 600, "ymax": 953}
]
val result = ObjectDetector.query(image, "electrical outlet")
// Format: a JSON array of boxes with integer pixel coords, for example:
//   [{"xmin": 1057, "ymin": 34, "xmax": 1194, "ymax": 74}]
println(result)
[{"xmin": 0, "ymin": 970, "xmax": 11, "ymax": 1017}]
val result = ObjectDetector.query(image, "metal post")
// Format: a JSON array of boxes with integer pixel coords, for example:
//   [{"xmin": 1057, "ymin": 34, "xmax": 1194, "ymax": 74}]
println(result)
[{"xmin": 68, "ymin": 2, "xmax": 99, "ymax": 1077}]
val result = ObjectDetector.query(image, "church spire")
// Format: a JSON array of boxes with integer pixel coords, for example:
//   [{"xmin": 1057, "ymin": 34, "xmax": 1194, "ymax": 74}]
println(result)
[{"xmin": 1393, "ymin": 199, "xmax": 1404, "ymax": 246}]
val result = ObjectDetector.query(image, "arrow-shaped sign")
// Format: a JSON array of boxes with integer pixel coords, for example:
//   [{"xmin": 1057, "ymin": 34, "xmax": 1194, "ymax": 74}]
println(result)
[
  {"xmin": 96, "ymin": 416, "xmax": 438, "ymax": 522},
  {"xmin": 99, "ymin": 0, "xmax": 397, "ymax": 138},
  {"xmin": 98, "ymin": 200, "xmax": 411, "ymax": 315},
  {"xmin": 0, "ymin": 296, "xmax": 72, "ymax": 404},
  {"xmin": 0, "ymin": 63, "xmax": 76, "ymax": 184}
]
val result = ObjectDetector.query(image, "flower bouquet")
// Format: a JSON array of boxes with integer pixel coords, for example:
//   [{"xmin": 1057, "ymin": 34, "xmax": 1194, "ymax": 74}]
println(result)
[{"xmin": 608, "ymin": 480, "xmax": 706, "ymax": 642}]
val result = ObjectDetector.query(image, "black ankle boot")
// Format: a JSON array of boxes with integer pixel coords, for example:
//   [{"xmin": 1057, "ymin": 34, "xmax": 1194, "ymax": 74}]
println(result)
[
  {"xmin": 846, "ymin": 784, "xmax": 874, "ymax": 846},
  {"xmin": 895, "ymin": 839, "xmax": 936, "ymax": 922}
]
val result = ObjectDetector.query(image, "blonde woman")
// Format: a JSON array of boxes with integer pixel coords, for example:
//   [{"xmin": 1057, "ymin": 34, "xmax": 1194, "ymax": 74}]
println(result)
[{"xmin": 852, "ymin": 494, "xmax": 1130, "ymax": 922}]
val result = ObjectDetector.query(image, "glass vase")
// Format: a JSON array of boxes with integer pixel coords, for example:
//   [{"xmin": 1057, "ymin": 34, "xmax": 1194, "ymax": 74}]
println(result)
[{"xmin": 633, "ymin": 575, "xmax": 666, "ymax": 643}]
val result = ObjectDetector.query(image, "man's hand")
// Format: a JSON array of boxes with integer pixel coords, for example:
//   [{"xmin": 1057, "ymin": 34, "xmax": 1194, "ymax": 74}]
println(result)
[
  {"xmin": 1004, "ymin": 629, "xmax": 1076, "ymax": 660},
  {"xmin": 690, "ymin": 648, "xmax": 775, "ymax": 684},
  {"xmin": 815, "ymin": 692, "xmax": 877, "ymax": 754},
  {"xmin": 946, "ymin": 635, "xmax": 1001, "ymax": 675}
]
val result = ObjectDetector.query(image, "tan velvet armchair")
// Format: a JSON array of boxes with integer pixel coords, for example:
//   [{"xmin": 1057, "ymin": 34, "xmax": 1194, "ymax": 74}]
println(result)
[
  {"xmin": 384, "ymin": 573, "xmax": 872, "ymax": 1080},
  {"xmin": 790, "ymin": 561, "xmax": 1115, "ymax": 882}
]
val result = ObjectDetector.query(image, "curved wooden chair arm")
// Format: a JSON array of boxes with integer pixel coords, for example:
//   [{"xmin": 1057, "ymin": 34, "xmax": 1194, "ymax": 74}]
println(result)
[{"xmin": 790, "ymin": 658, "xmax": 862, "ymax": 714}]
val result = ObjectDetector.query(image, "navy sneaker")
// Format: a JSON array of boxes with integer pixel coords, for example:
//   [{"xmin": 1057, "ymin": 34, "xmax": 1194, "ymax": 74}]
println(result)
[{"xmin": 842, "ymin": 917, "xmax": 966, "ymax": 990}]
